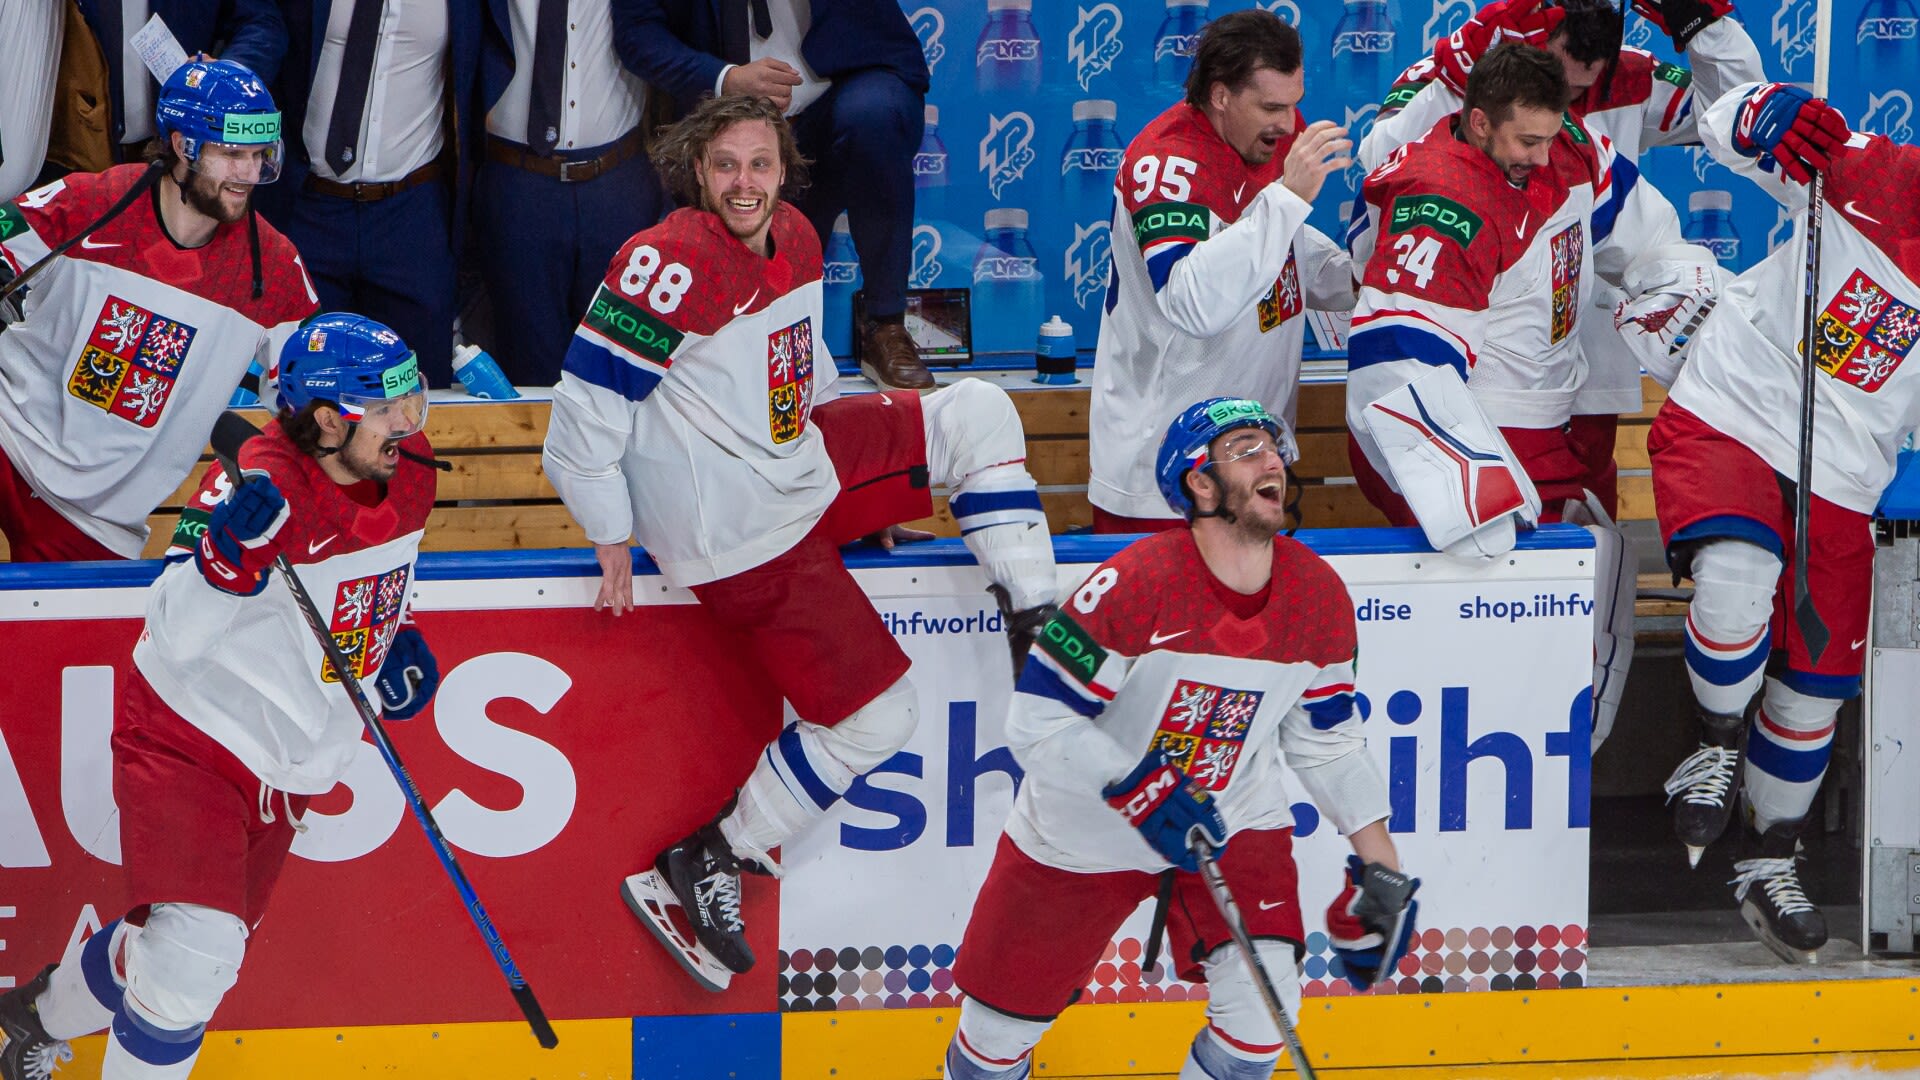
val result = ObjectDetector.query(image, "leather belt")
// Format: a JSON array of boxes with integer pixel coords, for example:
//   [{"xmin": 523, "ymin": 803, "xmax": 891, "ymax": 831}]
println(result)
[
  {"xmin": 484, "ymin": 127, "xmax": 645, "ymax": 183},
  {"xmin": 302, "ymin": 160, "xmax": 445, "ymax": 202}
]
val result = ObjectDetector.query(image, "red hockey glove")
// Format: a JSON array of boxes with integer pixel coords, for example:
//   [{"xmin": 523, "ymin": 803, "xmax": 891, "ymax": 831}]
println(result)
[
  {"xmin": 1734, "ymin": 83, "xmax": 1851, "ymax": 184},
  {"xmin": 1433, "ymin": 0, "xmax": 1567, "ymax": 94}
]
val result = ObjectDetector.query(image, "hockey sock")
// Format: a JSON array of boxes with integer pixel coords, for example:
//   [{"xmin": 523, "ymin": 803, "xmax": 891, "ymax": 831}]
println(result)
[
  {"xmin": 1683, "ymin": 540, "xmax": 1780, "ymax": 716},
  {"xmin": 945, "ymin": 997, "xmax": 1048, "ymax": 1079},
  {"xmin": 103, "ymin": 904, "xmax": 245, "ymax": 1080},
  {"xmin": 722, "ymin": 678, "xmax": 919, "ymax": 856},
  {"xmin": 1178, "ymin": 938, "xmax": 1297, "ymax": 1080},
  {"xmin": 920, "ymin": 379, "xmax": 1055, "ymax": 610},
  {"xmin": 103, "ymin": 1003, "xmax": 203, "ymax": 1080},
  {"xmin": 1743, "ymin": 677, "xmax": 1841, "ymax": 834},
  {"xmin": 35, "ymin": 917, "xmax": 129, "ymax": 1039},
  {"xmin": 1178, "ymin": 1025, "xmax": 1281, "ymax": 1080}
]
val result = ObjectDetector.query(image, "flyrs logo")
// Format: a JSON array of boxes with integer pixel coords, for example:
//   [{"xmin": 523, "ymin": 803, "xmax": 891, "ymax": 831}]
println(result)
[
  {"xmin": 1067, "ymin": 222, "xmax": 1112, "ymax": 310},
  {"xmin": 911, "ymin": 8, "xmax": 946, "ymax": 74},
  {"xmin": 980, "ymin": 112, "xmax": 1037, "ymax": 198},
  {"xmin": 1069, "ymin": 4, "xmax": 1124, "ymax": 90},
  {"xmin": 911, "ymin": 225, "xmax": 943, "ymax": 288}
]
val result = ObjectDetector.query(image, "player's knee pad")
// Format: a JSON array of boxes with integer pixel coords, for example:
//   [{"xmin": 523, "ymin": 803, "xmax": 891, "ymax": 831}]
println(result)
[
  {"xmin": 120, "ymin": 904, "xmax": 247, "ymax": 1034},
  {"xmin": 947, "ymin": 996, "xmax": 1048, "ymax": 1079},
  {"xmin": 1683, "ymin": 540, "xmax": 1780, "ymax": 711},
  {"xmin": 922, "ymin": 378, "xmax": 1028, "ymax": 485},
  {"xmin": 1745, "ymin": 676, "xmax": 1842, "ymax": 831},
  {"xmin": 814, "ymin": 675, "xmax": 920, "ymax": 777},
  {"xmin": 1195, "ymin": 939, "xmax": 1299, "ymax": 1067},
  {"xmin": 740, "ymin": 677, "xmax": 920, "ymax": 827}
]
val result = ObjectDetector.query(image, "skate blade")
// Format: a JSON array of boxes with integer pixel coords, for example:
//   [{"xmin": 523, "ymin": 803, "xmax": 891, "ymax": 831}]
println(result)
[
  {"xmin": 1739, "ymin": 898, "xmax": 1820, "ymax": 965},
  {"xmin": 1686, "ymin": 845, "xmax": 1705, "ymax": 869},
  {"xmin": 621, "ymin": 869, "xmax": 735, "ymax": 992}
]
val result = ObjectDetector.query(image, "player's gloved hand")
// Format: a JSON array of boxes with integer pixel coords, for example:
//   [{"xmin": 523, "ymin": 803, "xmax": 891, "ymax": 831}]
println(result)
[
  {"xmin": 1433, "ymin": 0, "xmax": 1566, "ymax": 93},
  {"xmin": 1631, "ymin": 0, "xmax": 1734, "ymax": 51},
  {"xmin": 374, "ymin": 626, "xmax": 439, "ymax": 720},
  {"xmin": 1612, "ymin": 246, "xmax": 1729, "ymax": 386},
  {"xmin": 1733, "ymin": 83, "xmax": 1851, "ymax": 184},
  {"xmin": 1325, "ymin": 855, "xmax": 1421, "ymax": 990},
  {"xmin": 197, "ymin": 468, "xmax": 289, "ymax": 596},
  {"xmin": 1103, "ymin": 750, "xmax": 1228, "ymax": 872}
]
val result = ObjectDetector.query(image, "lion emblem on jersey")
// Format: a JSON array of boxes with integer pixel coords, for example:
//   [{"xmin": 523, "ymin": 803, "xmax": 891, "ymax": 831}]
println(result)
[
  {"xmin": 321, "ymin": 567, "xmax": 413, "ymax": 683},
  {"xmin": 1150, "ymin": 679, "xmax": 1265, "ymax": 791},
  {"xmin": 67, "ymin": 296, "xmax": 198, "ymax": 428},
  {"xmin": 1257, "ymin": 250, "xmax": 1303, "ymax": 332},
  {"xmin": 1548, "ymin": 224, "xmax": 1584, "ymax": 343},
  {"xmin": 767, "ymin": 318, "xmax": 816, "ymax": 445},
  {"xmin": 1813, "ymin": 269, "xmax": 1920, "ymax": 393}
]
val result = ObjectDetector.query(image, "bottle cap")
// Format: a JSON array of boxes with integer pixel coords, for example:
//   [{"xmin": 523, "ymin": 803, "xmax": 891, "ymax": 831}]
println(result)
[
  {"xmin": 1039, "ymin": 315, "xmax": 1074, "ymax": 338},
  {"xmin": 1073, "ymin": 100, "xmax": 1118, "ymax": 122},
  {"xmin": 1168, "ymin": 0, "xmax": 1207, "ymax": 8},
  {"xmin": 988, "ymin": 0, "xmax": 1031, "ymax": 11},
  {"xmin": 1690, "ymin": 189, "xmax": 1733, "ymax": 213},
  {"xmin": 925, "ymin": 104, "xmax": 939, "ymax": 126},
  {"xmin": 833, "ymin": 211, "xmax": 852, "ymax": 233},
  {"xmin": 985, "ymin": 208, "xmax": 1028, "ymax": 231}
]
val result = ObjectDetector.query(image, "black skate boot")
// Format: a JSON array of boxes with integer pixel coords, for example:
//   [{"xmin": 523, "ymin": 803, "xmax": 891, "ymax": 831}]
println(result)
[
  {"xmin": 1731, "ymin": 816, "xmax": 1826, "ymax": 964},
  {"xmin": 0, "ymin": 965, "xmax": 73, "ymax": 1080},
  {"xmin": 623, "ymin": 822, "xmax": 768, "ymax": 989},
  {"xmin": 1663, "ymin": 707, "xmax": 1747, "ymax": 867},
  {"xmin": 989, "ymin": 583, "xmax": 1057, "ymax": 677}
]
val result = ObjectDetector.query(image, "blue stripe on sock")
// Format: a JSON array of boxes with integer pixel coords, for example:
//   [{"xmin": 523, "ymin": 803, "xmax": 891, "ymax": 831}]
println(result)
[
  {"xmin": 111, "ymin": 1005, "xmax": 203, "ymax": 1066},
  {"xmin": 80, "ymin": 920, "xmax": 124, "ymax": 1011},
  {"xmin": 1684, "ymin": 631, "xmax": 1770, "ymax": 687},
  {"xmin": 776, "ymin": 723, "xmax": 841, "ymax": 810},
  {"xmin": 1746, "ymin": 724, "xmax": 1833, "ymax": 784},
  {"xmin": 951, "ymin": 489, "xmax": 1043, "ymax": 519}
]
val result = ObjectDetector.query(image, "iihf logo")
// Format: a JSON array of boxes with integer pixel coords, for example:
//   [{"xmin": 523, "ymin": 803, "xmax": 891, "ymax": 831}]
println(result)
[
  {"xmin": 1422, "ymin": 0, "xmax": 1473, "ymax": 51},
  {"xmin": 1069, "ymin": 5, "xmax": 1124, "ymax": 90},
  {"xmin": 1066, "ymin": 221, "xmax": 1112, "ymax": 310},
  {"xmin": 1863, "ymin": 90, "xmax": 1916, "ymax": 142},
  {"xmin": 1256, "ymin": 0, "xmax": 1301, "ymax": 26},
  {"xmin": 980, "ymin": 112, "xmax": 1037, "ymax": 199},
  {"xmin": 1771, "ymin": 0, "xmax": 1815, "ymax": 69},
  {"xmin": 910, "ymin": 225, "xmax": 943, "ymax": 288},
  {"xmin": 911, "ymin": 7, "xmax": 946, "ymax": 74}
]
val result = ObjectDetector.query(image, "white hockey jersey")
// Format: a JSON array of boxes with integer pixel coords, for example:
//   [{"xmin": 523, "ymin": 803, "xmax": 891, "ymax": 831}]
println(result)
[
  {"xmin": 1004, "ymin": 528, "xmax": 1388, "ymax": 875},
  {"xmin": 542, "ymin": 203, "xmax": 841, "ymax": 587},
  {"xmin": 133, "ymin": 424, "xmax": 435, "ymax": 795},
  {"xmin": 1089, "ymin": 103, "xmax": 1353, "ymax": 521},
  {"xmin": 1663, "ymin": 84, "xmax": 1920, "ymax": 516},
  {"xmin": 0, "ymin": 166, "xmax": 318, "ymax": 556}
]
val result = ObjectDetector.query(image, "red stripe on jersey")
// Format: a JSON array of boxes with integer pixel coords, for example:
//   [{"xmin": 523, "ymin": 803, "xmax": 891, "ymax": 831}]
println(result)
[{"xmin": 1302, "ymin": 682, "xmax": 1355, "ymax": 700}]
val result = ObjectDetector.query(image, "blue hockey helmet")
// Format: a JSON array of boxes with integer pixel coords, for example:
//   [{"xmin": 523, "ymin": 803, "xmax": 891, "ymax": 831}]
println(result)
[
  {"xmin": 155, "ymin": 59, "xmax": 284, "ymax": 185},
  {"xmin": 276, "ymin": 314, "xmax": 427, "ymax": 439},
  {"xmin": 1155, "ymin": 397, "xmax": 1294, "ymax": 517}
]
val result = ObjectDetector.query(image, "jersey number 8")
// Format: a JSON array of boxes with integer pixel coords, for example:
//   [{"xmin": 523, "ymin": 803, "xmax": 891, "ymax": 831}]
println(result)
[
  {"xmin": 1073, "ymin": 567, "xmax": 1120, "ymax": 614},
  {"xmin": 619, "ymin": 244, "xmax": 694, "ymax": 313}
]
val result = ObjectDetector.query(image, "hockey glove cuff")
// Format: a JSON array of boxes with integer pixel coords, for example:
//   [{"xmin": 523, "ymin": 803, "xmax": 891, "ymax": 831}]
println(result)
[
  {"xmin": 1631, "ymin": 0, "xmax": 1733, "ymax": 51},
  {"xmin": 375, "ymin": 626, "xmax": 439, "ymax": 720},
  {"xmin": 1326, "ymin": 855, "xmax": 1420, "ymax": 990},
  {"xmin": 1733, "ymin": 83, "xmax": 1851, "ymax": 184},
  {"xmin": 1103, "ymin": 751, "xmax": 1228, "ymax": 872},
  {"xmin": 197, "ymin": 469, "xmax": 289, "ymax": 596},
  {"xmin": 1433, "ymin": 0, "xmax": 1565, "ymax": 93}
]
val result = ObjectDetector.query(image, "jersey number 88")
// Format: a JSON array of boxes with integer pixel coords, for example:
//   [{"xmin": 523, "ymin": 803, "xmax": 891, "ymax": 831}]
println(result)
[{"xmin": 619, "ymin": 244, "xmax": 694, "ymax": 314}]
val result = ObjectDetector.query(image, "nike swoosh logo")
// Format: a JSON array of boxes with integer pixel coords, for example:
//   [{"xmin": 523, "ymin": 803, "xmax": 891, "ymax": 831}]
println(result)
[
  {"xmin": 1852, "ymin": 638, "xmax": 1868, "ymax": 650},
  {"xmin": 733, "ymin": 290, "xmax": 760, "ymax": 315},
  {"xmin": 308, "ymin": 534, "xmax": 337, "ymax": 555},
  {"xmin": 1258, "ymin": 899, "xmax": 1286, "ymax": 911},
  {"xmin": 1842, "ymin": 200, "xmax": 1882, "ymax": 225},
  {"xmin": 1234, "ymin": 182, "xmax": 1247, "ymax": 202},
  {"xmin": 1148, "ymin": 629, "xmax": 1189, "ymax": 645},
  {"xmin": 1514, "ymin": 212, "xmax": 1529, "ymax": 239},
  {"xmin": 79, "ymin": 236, "xmax": 119, "ymax": 250}
]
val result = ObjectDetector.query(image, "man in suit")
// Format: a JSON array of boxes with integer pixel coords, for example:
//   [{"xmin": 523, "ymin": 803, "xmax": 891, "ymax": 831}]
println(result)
[
  {"xmin": 259, "ymin": 0, "xmax": 500, "ymax": 387},
  {"xmin": 614, "ymin": 0, "xmax": 935, "ymax": 390},
  {"xmin": 74, "ymin": 0, "xmax": 288, "ymax": 158}
]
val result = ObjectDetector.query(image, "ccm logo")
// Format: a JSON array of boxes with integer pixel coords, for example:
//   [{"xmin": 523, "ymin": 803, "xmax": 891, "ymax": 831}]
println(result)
[{"xmin": 1121, "ymin": 769, "xmax": 1178, "ymax": 818}]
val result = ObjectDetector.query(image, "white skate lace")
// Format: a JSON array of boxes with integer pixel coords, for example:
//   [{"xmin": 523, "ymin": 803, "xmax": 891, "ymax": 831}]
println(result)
[
  {"xmin": 23, "ymin": 1039, "xmax": 74, "ymax": 1080},
  {"xmin": 1663, "ymin": 744, "xmax": 1737, "ymax": 806},
  {"xmin": 1730, "ymin": 856, "xmax": 1816, "ymax": 915},
  {"xmin": 696, "ymin": 872, "xmax": 744, "ymax": 933}
]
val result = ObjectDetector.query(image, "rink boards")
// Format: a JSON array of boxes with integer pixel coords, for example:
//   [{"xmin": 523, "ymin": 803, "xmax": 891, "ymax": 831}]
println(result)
[{"xmin": 0, "ymin": 528, "xmax": 1615, "ymax": 1075}]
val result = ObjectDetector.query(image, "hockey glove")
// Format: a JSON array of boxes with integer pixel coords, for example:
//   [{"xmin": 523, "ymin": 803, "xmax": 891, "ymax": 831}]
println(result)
[
  {"xmin": 1325, "ymin": 855, "xmax": 1421, "ymax": 990},
  {"xmin": 1433, "ymin": 0, "xmax": 1566, "ymax": 94},
  {"xmin": 1631, "ymin": 0, "xmax": 1733, "ymax": 51},
  {"xmin": 1103, "ymin": 751, "xmax": 1228, "ymax": 872},
  {"xmin": 1733, "ymin": 83, "xmax": 1851, "ymax": 184},
  {"xmin": 197, "ymin": 469, "xmax": 289, "ymax": 596},
  {"xmin": 1612, "ymin": 248, "xmax": 1729, "ymax": 386},
  {"xmin": 374, "ymin": 626, "xmax": 439, "ymax": 720}
]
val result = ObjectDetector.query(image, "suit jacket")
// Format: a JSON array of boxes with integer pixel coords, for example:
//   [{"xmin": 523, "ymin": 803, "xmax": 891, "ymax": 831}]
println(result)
[
  {"xmin": 612, "ymin": 0, "xmax": 928, "ymax": 119},
  {"xmin": 75, "ymin": 0, "xmax": 289, "ymax": 144}
]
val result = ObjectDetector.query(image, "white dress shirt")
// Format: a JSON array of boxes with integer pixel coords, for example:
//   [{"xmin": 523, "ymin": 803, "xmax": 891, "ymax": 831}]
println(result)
[
  {"xmin": 487, "ymin": 0, "xmax": 644, "ymax": 151},
  {"xmin": 713, "ymin": 0, "xmax": 831, "ymax": 118},
  {"xmin": 0, "ymin": 0, "xmax": 63, "ymax": 199},
  {"xmin": 303, "ymin": 0, "xmax": 450, "ymax": 183}
]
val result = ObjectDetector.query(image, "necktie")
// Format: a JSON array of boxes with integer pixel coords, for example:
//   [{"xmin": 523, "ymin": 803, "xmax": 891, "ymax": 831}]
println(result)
[
  {"xmin": 527, "ymin": 0, "xmax": 568, "ymax": 153},
  {"xmin": 721, "ymin": 0, "xmax": 772, "ymax": 67},
  {"xmin": 324, "ymin": 0, "xmax": 387, "ymax": 174}
]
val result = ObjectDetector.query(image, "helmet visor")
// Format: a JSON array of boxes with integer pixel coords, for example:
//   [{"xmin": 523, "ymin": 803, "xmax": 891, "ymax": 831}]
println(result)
[
  {"xmin": 192, "ymin": 125, "xmax": 284, "ymax": 185},
  {"xmin": 339, "ymin": 388, "xmax": 428, "ymax": 441}
]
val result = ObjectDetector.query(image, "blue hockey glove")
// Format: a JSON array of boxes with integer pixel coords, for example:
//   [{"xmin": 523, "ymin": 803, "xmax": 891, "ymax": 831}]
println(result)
[
  {"xmin": 196, "ymin": 468, "xmax": 288, "ymax": 595},
  {"xmin": 1103, "ymin": 751, "xmax": 1228, "ymax": 872},
  {"xmin": 374, "ymin": 626, "xmax": 439, "ymax": 720},
  {"xmin": 1733, "ymin": 83, "xmax": 1850, "ymax": 184},
  {"xmin": 1325, "ymin": 855, "xmax": 1421, "ymax": 990}
]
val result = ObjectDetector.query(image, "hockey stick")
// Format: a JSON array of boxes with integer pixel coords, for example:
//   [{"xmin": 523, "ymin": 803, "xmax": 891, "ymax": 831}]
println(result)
[
  {"xmin": 0, "ymin": 159, "xmax": 166, "ymax": 307},
  {"xmin": 1190, "ymin": 839, "xmax": 1316, "ymax": 1080},
  {"xmin": 209, "ymin": 411, "xmax": 559, "ymax": 1050},
  {"xmin": 1790, "ymin": 0, "xmax": 1835, "ymax": 666}
]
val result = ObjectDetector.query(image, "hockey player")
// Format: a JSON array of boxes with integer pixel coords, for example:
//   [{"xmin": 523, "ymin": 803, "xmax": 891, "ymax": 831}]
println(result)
[
  {"xmin": 0, "ymin": 59, "xmax": 317, "ymax": 562},
  {"xmin": 1616, "ymin": 81, "xmax": 1900, "ymax": 961},
  {"xmin": 0, "ymin": 314, "xmax": 440, "ymax": 1080},
  {"xmin": 943, "ymin": 398, "xmax": 1417, "ymax": 1080},
  {"xmin": 1087, "ymin": 9, "xmax": 1356, "ymax": 534},
  {"xmin": 539, "ymin": 95, "xmax": 1059, "ymax": 990}
]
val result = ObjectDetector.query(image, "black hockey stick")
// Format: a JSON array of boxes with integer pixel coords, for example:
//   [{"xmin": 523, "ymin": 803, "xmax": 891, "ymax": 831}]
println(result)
[
  {"xmin": 1190, "ymin": 839, "xmax": 1316, "ymax": 1080},
  {"xmin": 0, "ymin": 159, "xmax": 166, "ymax": 307},
  {"xmin": 209, "ymin": 411, "xmax": 559, "ymax": 1049},
  {"xmin": 1791, "ymin": 5, "xmax": 1836, "ymax": 667}
]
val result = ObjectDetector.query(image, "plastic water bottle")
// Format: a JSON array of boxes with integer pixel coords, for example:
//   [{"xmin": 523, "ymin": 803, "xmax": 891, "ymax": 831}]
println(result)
[
  {"xmin": 913, "ymin": 104, "xmax": 950, "ymax": 225},
  {"xmin": 1034, "ymin": 315, "xmax": 1078, "ymax": 384},
  {"xmin": 1153, "ymin": 0, "xmax": 1209, "ymax": 89},
  {"xmin": 1060, "ymin": 100, "xmax": 1123, "ymax": 223},
  {"xmin": 1326, "ymin": 0, "xmax": 1397, "ymax": 234},
  {"xmin": 1849, "ymin": 0, "xmax": 1920, "ymax": 141},
  {"xmin": 972, "ymin": 208, "xmax": 1045, "ymax": 356},
  {"xmin": 977, "ymin": 0, "xmax": 1041, "ymax": 95},
  {"xmin": 1684, "ymin": 190, "xmax": 1742, "ymax": 271},
  {"xmin": 822, "ymin": 213, "xmax": 862, "ymax": 360},
  {"xmin": 452, "ymin": 344, "xmax": 520, "ymax": 400},
  {"xmin": 227, "ymin": 360, "xmax": 264, "ymax": 407}
]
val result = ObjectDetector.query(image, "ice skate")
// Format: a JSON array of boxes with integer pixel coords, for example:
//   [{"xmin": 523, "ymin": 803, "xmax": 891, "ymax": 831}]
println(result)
[
  {"xmin": 1664, "ymin": 708, "xmax": 1746, "ymax": 867},
  {"xmin": 0, "ymin": 965, "xmax": 72, "ymax": 1080},
  {"xmin": 1731, "ymin": 816, "xmax": 1826, "ymax": 964},
  {"xmin": 626, "ymin": 823, "xmax": 770, "ymax": 987},
  {"xmin": 621, "ymin": 866, "xmax": 735, "ymax": 993}
]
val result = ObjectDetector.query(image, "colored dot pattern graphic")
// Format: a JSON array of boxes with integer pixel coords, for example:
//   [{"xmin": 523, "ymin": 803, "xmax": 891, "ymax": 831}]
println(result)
[{"xmin": 776, "ymin": 925, "xmax": 1585, "ymax": 1011}]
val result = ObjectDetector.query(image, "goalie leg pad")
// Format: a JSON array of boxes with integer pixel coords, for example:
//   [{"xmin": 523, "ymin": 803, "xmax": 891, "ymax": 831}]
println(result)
[
  {"xmin": 1357, "ymin": 365, "xmax": 1542, "ymax": 557},
  {"xmin": 1562, "ymin": 492, "xmax": 1637, "ymax": 751},
  {"xmin": 1743, "ymin": 678, "xmax": 1841, "ymax": 834},
  {"xmin": 1183, "ymin": 938, "xmax": 1300, "ymax": 1078},
  {"xmin": 946, "ymin": 997, "xmax": 1047, "ymax": 1079},
  {"xmin": 1683, "ymin": 540, "xmax": 1781, "ymax": 717}
]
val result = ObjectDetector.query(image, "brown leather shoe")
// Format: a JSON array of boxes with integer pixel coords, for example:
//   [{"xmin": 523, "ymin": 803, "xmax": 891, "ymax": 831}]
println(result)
[{"xmin": 859, "ymin": 320, "xmax": 936, "ymax": 390}]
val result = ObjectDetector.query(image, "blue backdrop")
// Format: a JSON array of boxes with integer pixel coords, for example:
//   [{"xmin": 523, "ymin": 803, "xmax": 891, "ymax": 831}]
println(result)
[{"xmin": 818, "ymin": 0, "xmax": 1919, "ymax": 361}]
